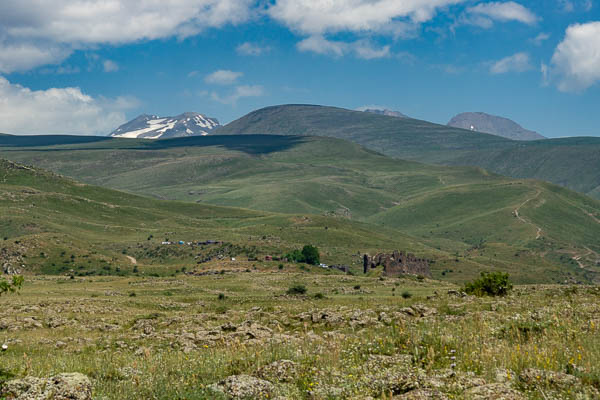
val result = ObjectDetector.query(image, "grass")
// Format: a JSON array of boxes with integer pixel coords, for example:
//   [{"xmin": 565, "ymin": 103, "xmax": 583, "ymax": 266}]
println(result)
[
  {"xmin": 1, "ymin": 133, "xmax": 599, "ymax": 283},
  {"xmin": 1, "ymin": 273, "xmax": 599, "ymax": 399}
]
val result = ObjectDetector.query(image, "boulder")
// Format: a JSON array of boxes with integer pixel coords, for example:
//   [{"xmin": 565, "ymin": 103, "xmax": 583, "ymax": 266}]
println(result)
[
  {"xmin": 464, "ymin": 383, "xmax": 525, "ymax": 400},
  {"xmin": 209, "ymin": 375, "xmax": 274, "ymax": 399},
  {"xmin": 1, "ymin": 372, "xmax": 92, "ymax": 400}
]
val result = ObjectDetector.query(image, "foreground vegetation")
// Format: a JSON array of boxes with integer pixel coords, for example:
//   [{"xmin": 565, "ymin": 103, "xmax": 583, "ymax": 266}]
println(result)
[{"xmin": 1, "ymin": 271, "xmax": 599, "ymax": 399}]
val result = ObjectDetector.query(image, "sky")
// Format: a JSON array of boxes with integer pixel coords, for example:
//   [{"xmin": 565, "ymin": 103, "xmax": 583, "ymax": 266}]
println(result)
[{"xmin": 0, "ymin": 1, "xmax": 599, "ymax": 138}]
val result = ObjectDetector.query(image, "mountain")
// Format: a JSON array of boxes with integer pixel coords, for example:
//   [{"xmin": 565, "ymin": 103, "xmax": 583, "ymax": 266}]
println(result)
[
  {"xmin": 363, "ymin": 108, "xmax": 408, "ymax": 118},
  {"xmin": 447, "ymin": 112, "xmax": 546, "ymax": 141},
  {"xmin": 110, "ymin": 112, "xmax": 220, "ymax": 139},
  {"xmin": 1, "ymin": 134, "xmax": 599, "ymax": 283},
  {"xmin": 214, "ymin": 104, "xmax": 600, "ymax": 199}
]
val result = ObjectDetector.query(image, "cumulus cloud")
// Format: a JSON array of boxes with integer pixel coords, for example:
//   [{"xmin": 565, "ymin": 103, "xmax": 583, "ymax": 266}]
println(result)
[
  {"xmin": 0, "ymin": 0, "xmax": 255, "ymax": 72},
  {"xmin": 549, "ymin": 21, "xmax": 600, "ymax": 92},
  {"xmin": 0, "ymin": 76, "xmax": 138, "ymax": 135},
  {"xmin": 211, "ymin": 85, "xmax": 264, "ymax": 105},
  {"xmin": 268, "ymin": 0, "xmax": 463, "ymax": 36},
  {"xmin": 489, "ymin": 52, "xmax": 532, "ymax": 74},
  {"xmin": 297, "ymin": 36, "xmax": 391, "ymax": 59},
  {"xmin": 205, "ymin": 70, "xmax": 243, "ymax": 85},
  {"xmin": 236, "ymin": 42, "xmax": 271, "ymax": 56},
  {"xmin": 462, "ymin": 1, "xmax": 538, "ymax": 28}
]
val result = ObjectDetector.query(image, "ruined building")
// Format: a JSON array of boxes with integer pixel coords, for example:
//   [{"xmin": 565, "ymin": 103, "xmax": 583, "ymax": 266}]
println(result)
[{"xmin": 363, "ymin": 251, "xmax": 430, "ymax": 277}]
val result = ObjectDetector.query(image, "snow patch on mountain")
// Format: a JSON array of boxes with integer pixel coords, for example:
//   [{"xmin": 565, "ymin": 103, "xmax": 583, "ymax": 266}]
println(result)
[{"xmin": 110, "ymin": 112, "xmax": 220, "ymax": 139}]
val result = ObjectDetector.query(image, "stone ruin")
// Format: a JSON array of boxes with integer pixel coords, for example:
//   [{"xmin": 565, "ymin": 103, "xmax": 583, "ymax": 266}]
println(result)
[{"xmin": 363, "ymin": 250, "xmax": 430, "ymax": 277}]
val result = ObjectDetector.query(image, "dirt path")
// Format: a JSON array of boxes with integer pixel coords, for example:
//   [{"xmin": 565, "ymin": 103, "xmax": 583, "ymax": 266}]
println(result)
[
  {"xmin": 513, "ymin": 190, "xmax": 543, "ymax": 240},
  {"xmin": 125, "ymin": 256, "xmax": 137, "ymax": 265}
]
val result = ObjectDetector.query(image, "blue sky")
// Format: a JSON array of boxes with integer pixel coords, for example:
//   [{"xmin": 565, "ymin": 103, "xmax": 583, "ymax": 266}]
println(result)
[{"xmin": 0, "ymin": 0, "xmax": 599, "ymax": 138}]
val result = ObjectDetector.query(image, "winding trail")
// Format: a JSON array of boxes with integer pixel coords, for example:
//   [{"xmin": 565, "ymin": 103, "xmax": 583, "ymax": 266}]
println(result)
[
  {"xmin": 125, "ymin": 256, "xmax": 137, "ymax": 265},
  {"xmin": 513, "ymin": 190, "xmax": 543, "ymax": 240}
]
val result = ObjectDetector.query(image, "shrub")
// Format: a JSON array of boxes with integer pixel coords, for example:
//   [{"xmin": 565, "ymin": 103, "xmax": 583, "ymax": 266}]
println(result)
[
  {"xmin": 287, "ymin": 284, "xmax": 307, "ymax": 295},
  {"xmin": 218, "ymin": 293, "xmax": 226, "ymax": 300},
  {"xmin": 314, "ymin": 292, "xmax": 325, "ymax": 299},
  {"xmin": 278, "ymin": 264, "xmax": 284, "ymax": 270},
  {"xmin": 353, "ymin": 285, "xmax": 361, "ymax": 290},
  {"xmin": 0, "ymin": 275, "xmax": 24, "ymax": 296},
  {"xmin": 401, "ymin": 290, "xmax": 413, "ymax": 299},
  {"xmin": 464, "ymin": 271, "xmax": 512, "ymax": 297}
]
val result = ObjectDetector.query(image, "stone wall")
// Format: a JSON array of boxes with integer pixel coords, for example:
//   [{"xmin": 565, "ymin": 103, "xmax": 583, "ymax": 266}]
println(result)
[{"xmin": 363, "ymin": 250, "xmax": 430, "ymax": 277}]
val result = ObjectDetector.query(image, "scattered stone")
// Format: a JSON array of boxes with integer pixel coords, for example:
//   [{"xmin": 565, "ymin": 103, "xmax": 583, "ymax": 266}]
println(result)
[
  {"xmin": 464, "ymin": 383, "xmax": 525, "ymax": 400},
  {"xmin": 518, "ymin": 368, "xmax": 579, "ymax": 390},
  {"xmin": 209, "ymin": 375, "xmax": 274, "ymax": 399},
  {"xmin": 256, "ymin": 360, "xmax": 298, "ymax": 383},
  {"xmin": 1, "ymin": 372, "xmax": 92, "ymax": 400},
  {"xmin": 395, "ymin": 389, "xmax": 449, "ymax": 399}
]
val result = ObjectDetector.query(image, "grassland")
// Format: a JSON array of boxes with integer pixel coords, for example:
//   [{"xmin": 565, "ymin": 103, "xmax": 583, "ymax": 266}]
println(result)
[
  {"xmin": 2, "ymin": 273, "xmax": 600, "ymax": 399},
  {"xmin": 216, "ymin": 105, "xmax": 600, "ymax": 199},
  {"xmin": 1, "ymin": 135, "xmax": 599, "ymax": 283}
]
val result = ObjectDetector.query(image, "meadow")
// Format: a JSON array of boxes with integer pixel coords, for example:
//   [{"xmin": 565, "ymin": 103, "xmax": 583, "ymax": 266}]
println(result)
[{"xmin": 1, "ymin": 271, "xmax": 599, "ymax": 399}]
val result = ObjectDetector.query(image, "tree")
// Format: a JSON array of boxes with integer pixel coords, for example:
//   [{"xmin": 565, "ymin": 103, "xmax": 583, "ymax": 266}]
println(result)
[
  {"xmin": 301, "ymin": 245, "xmax": 320, "ymax": 265},
  {"xmin": 0, "ymin": 275, "xmax": 24, "ymax": 296}
]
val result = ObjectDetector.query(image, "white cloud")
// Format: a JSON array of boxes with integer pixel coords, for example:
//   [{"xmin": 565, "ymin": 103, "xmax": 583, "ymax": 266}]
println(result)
[
  {"xmin": 204, "ymin": 70, "xmax": 243, "ymax": 85},
  {"xmin": 531, "ymin": 32, "xmax": 550, "ymax": 46},
  {"xmin": 211, "ymin": 85, "xmax": 264, "ymax": 105},
  {"xmin": 0, "ymin": 76, "xmax": 138, "ymax": 135},
  {"xmin": 297, "ymin": 36, "xmax": 391, "ymax": 59},
  {"xmin": 0, "ymin": 42, "xmax": 70, "ymax": 73},
  {"xmin": 102, "ymin": 60, "xmax": 119, "ymax": 72},
  {"xmin": 236, "ymin": 42, "xmax": 270, "ymax": 56},
  {"xmin": 463, "ymin": 2, "xmax": 538, "ymax": 28},
  {"xmin": 0, "ymin": 0, "xmax": 255, "ymax": 72},
  {"xmin": 268, "ymin": 0, "xmax": 463, "ymax": 36},
  {"xmin": 490, "ymin": 52, "xmax": 532, "ymax": 74},
  {"xmin": 549, "ymin": 21, "xmax": 600, "ymax": 92}
]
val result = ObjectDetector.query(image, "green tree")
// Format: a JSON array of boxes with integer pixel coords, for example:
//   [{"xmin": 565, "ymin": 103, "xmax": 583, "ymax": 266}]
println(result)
[
  {"xmin": 463, "ymin": 271, "xmax": 512, "ymax": 297},
  {"xmin": 301, "ymin": 245, "xmax": 320, "ymax": 265},
  {"xmin": 0, "ymin": 275, "xmax": 24, "ymax": 296}
]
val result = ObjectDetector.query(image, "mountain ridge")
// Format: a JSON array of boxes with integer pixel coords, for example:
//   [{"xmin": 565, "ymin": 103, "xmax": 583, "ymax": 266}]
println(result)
[{"xmin": 447, "ymin": 112, "xmax": 545, "ymax": 141}]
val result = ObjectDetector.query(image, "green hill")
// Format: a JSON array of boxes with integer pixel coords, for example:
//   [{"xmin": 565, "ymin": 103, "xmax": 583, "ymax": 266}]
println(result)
[
  {"xmin": 0, "ymin": 158, "xmax": 438, "ymax": 278},
  {"xmin": 215, "ymin": 104, "xmax": 600, "ymax": 199},
  {"xmin": 1, "ymin": 134, "xmax": 599, "ymax": 283}
]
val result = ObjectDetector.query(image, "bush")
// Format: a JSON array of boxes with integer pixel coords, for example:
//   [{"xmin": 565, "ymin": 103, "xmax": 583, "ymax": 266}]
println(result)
[
  {"xmin": 218, "ymin": 293, "xmax": 226, "ymax": 300},
  {"xmin": 0, "ymin": 275, "xmax": 23, "ymax": 296},
  {"xmin": 286, "ymin": 284, "xmax": 307, "ymax": 295},
  {"xmin": 314, "ymin": 292, "xmax": 325, "ymax": 299},
  {"xmin": 353, "ymin": 285, "xmax": 361, "ymax": 290},
  {"xmin": 464, "ymin": 271, "xmax": 512, "ymax": 297},
  {"xmin": 284, "ymin": 245, "xmax": 320, "ymax": 265},
  {"xmin": 401, "ymin": 290, "xmax": 413, "ymax": 299}
]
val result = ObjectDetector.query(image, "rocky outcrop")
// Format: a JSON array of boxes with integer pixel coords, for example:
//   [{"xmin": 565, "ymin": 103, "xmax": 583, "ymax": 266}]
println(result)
[
  {"xmin": 363, "ymin": 251, "xmax": 430, "ymax": 277},
  {"xmin": 0, "ymin": 372, "xmax": 92, "ymax": 400}
]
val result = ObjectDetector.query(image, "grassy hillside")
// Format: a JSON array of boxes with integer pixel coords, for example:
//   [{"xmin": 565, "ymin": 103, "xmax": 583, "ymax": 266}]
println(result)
[
  {"xmin": 216, "ymin": 104, "xmax": 600, "ymax": 199},
  {"xmin": 1, "ymin": 135, "xmax": 599, "ymax": 283}
]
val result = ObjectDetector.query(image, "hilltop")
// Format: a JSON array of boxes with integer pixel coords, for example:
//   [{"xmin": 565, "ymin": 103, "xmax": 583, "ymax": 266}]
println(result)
[
  {"xmin": 110, "ymin": 112, "xmax": 220, "ymax": 139},
  {"xmin": 447, "ymin": 112, "xmax": 545, "ymax": 141},
  {"xmin": 1, "ymin": 135, "xmax": 599, "ymax": 283},
  {"xmin": 215, "ymin": 104, "xmax": 600, "ymax": 199}
]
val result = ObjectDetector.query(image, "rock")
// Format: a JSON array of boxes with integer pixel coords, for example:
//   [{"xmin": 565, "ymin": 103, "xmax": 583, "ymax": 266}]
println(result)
[
  {"xmin": 256, "ymin": 360, "xmax": 298, "ymax": 382},
  {"xmin": 1, "ymin": 372, "xmax": 92, "ymax": 400},
  {"xmin": 395, "ymin": 389, "xmax": 449, "ymax": 399},
  {"xmin": 518, "ymin": 368, "xmax": 579, "ymax": 390},
  {"xmin": 363, "ymin": 251, "xmax": 430, "ymax": 277},
  {"xmin": 209, "ymin": 375, "xmax": 274, "ymax": 399},
  {"xmin": 464, "ymin": 383, "xmax": 525, "ymax": 400}
]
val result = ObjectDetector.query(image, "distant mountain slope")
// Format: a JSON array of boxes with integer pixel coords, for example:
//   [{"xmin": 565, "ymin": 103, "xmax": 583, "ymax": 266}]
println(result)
[
  {"xmin": 363, "ymin": 108, "xmax": 408, "ymax": 118},
  {"xmin": 110, "ymin": 112, "xmax": 220, "ymax": 139},
  {"xmin": 1, "ymin": 134, "xmax": 599, "ymax": 283},
  {"xmin": 215, "ymin": 104, "xmax": 600, "ymax": 199},
  {"xmin": 447, "ymin": 112, "xmax": 545, "ymax": 140}
]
